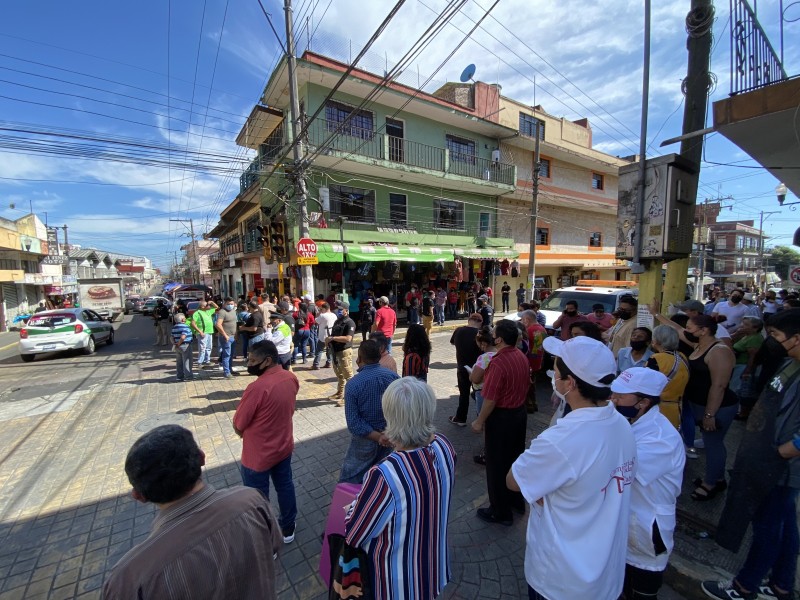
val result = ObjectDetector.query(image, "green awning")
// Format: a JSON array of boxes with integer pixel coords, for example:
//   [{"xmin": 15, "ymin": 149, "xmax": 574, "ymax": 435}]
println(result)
[
  {"xmin": 453, "ymin": 248, "xmax": 520, "ymax": 259},
  {"xmin": 316, "ymin": 242, "xmax": 345, "ymax": 262},
  {"xmin": 345, "ymin": 245, "xmax": 453, "ymax": 262}
]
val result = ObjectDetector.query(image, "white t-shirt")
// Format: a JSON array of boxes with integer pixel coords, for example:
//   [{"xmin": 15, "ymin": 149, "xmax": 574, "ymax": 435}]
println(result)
[
  {"xmin": 715, "ymin": 323, "xmax": 731, "ymax": 340},
  {"xmin": 627, "ymin": 406, "xmax": 685, "ymax": 571},
  {"xmin": 511, "ymin": 402, "xmax": 636, "ymax": 599},
  {"xmin": 713, "ymin": 301, "xmax": 748, "ymax": 332},
  {"xmin": 316, "ymin": 311, "xmax": 338, "ymax": 339}
]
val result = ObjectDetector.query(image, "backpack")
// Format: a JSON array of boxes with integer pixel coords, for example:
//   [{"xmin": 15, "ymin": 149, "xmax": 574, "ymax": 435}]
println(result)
[{"xmin": 295, "ymin": 311, "xmax": 307, "ymax": 333}]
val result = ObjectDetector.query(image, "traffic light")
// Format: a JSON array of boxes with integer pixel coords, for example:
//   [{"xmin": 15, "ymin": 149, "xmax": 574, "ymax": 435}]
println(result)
[
  {"xmin": 270, "ymin": 218, "xmax": 289, "ymax": 263},
  {"xmin": 258, "ymin": 222, "xmax": 273, "ymax": 263}
]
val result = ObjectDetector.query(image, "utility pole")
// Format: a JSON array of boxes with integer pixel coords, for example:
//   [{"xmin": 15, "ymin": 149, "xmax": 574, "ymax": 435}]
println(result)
[
  {"xmin": 758, "ymin": 210, "xmax": 780, "ymax": 291},
  {"xmin": 663, "ymin": 0, "xmax": 714, "ymax": 307},
  {"xmin": 526, "ymin": 116, "xmax": 541, "ymax": 302},
  {"xmin": 170, "ymin": 218, "xmax": 198, "ymax": 283},
  {"xmin": 284, "ymin": 0, "xmax": 315, "ymax": 299},
  {"xmin": 693, "ymin": 199, "xmax": 709, "ymax": 300}
]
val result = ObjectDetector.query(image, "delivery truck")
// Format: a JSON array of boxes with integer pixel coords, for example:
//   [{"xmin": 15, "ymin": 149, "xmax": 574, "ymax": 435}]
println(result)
[{"xmin": 77, "ymin": 278, "xmax": 125, "ymax": 321}]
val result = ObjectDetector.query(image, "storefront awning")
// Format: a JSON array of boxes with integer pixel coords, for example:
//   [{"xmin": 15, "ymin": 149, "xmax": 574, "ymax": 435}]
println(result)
[
  {"xmin": 345, "ymin": 245, "xmax": 453, "ymax": 263},
  {"xmin": 454, "ymin": 248, "xmax": 520, "ymax": 259},
  {"xmin": 316, "ymin": 242, "xmax": 345, "ymax": 263}
]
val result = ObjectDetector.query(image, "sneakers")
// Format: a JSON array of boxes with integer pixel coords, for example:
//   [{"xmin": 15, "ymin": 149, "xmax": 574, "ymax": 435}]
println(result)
[
  {"xmin": 448, "ymin": 416, "xmax": 467, "ymax": 427},
  {"xmin": 281, "ymin": 523, "xmax": 296, "ymax": 544},
  {"xmin": 760, "ymin": 582, "xmax": 794, "ymax": 600},
  {"xmin": 686, "ymin": 446, "xmax": 699, "ymax": 459},
  {"xmin": 701, "ymin": 580, "xmax": 757, "ymax": 600},
  {"xmin": 323, "ymin": 362, "xmax": 331, "ymax": 368},
  {"xmin": 476, "ymin": 507, "xmax": 512, "ymax": 527}
]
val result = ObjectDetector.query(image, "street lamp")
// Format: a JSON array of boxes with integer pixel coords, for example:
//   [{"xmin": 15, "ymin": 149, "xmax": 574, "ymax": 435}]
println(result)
[{"xmin": 776, "ymin": 182, "xmax": 788, "ymax": 205}]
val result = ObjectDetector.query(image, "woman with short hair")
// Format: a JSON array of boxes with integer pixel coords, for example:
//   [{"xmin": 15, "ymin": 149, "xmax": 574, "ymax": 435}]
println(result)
[
  {"xmin": 645, "ymin": 325, "xmax": 689, "ymax": 429},
  {"xmin": 345, "ymin": 377, "xmax": 456, "ymax": 600}
]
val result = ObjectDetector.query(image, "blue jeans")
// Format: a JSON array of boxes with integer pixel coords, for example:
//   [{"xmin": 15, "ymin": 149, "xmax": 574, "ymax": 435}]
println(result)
[
  {"xmin": 197, "ymin": 333, "xmax": 213, "ymax": 364},
  {"xmin": 689, "ymin": 402, "xmax": 738, "ymax": 484},
  {"xmin": 218, "ymin": 336, "xmax": 234, "ymax": 375},
  {"xmin": 681, "ymin": 396, "xmax": 697, "ymax": 448},
  {"xmin": 241, "ymin": 455, "xmax": 297, "ymax": 530},
  {"xmin": 407, "ymin": 307, "xmax": 419, "ymax": 325},
  {"xmin": 174, "ymin": 343, "xmax": 193, "ymax": 380},
  {"xmin": 238, "ymin": 332, "xmax": 249, "ymax": 360},
  {"xmin": 339, "ymin": 435, "xmax": 391, "ymax": 485},
  {"xmin": 737, "ymin": 486, "xmax": 799, "ymax": 593},
  {"xmin": 313, "ymin": 341, "xmax": 330, "ymax": 367},
  {"xmin": 293, "ymin": 330, "xmax": 311, "ymax": 362},
  {"xmin": 475, "ymin": 389, "xmax": 484, "ymax": 415},
  {"xmin": 434, "ymin": 304, "xmax": 445, "ymax": 324}
]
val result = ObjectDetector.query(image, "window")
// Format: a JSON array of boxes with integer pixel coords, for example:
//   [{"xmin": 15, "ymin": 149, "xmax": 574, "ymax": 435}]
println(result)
[
  {"xmin": 538, "ymin": 158, "xmax": 551, "ymax": 178},
  {"xmin": 591, "ymin": 173, "xmax": 604, "ymax": 190},
  {"xmin": 715, "ymin": 260, "xmax": 726, "ymax": 272},
  {"xmin": 434, "ymin": 199, "xmax": 464, "ymax": 230},
  {"xmin": 445, "ymin": 134, "xmax": 476, "ymax": 163},
  {"xmin": 589, "ymin": 232, "xmax": 602, "ymax": 247},
  {"xmin": 735, "ymin": 257, "xmax": 743, "ymax": 270},
  {"xmin": 389, "ymin": 193, "xmax": 407, "ymax": 226},
  {"xmin": 715, "ymin": 236, "xmax": 727, "ymax": 249},
  {"xmin": 478, "ymin": 212, "xmax": 492, "ymax": 236},
  {"xmin": 519, "ymin": 113, "xmax": 545, "ymax": 140},
  {"xmin": 329, "ymin": 185, "xmax": 376, "ymax": 223},
  {"xmin": 325, "ymin": 100, "xmax": 374, "ymax": 139},
  {"xmin": 536, "ymin": 227, "xmax": 550, "ymax": 246},
  {"xmin": 736, "ymin": 235, "xmax": 745, "ymax": 250}
]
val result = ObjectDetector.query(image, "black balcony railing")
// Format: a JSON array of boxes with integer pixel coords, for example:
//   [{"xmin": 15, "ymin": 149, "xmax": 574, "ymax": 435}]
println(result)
[
  {"xmin": 730, "ymin": 0, "xmax": 787, "ymax": 95},
  {"xmin": 307, "ymin": 118, "xmax": 514, "ymax": 186}
]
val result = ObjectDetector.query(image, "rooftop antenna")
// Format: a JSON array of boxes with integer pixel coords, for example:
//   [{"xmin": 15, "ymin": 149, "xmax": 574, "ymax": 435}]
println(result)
[{"xmin": 459, "ymin": 63, "xmax": 476, "ymax": 83}]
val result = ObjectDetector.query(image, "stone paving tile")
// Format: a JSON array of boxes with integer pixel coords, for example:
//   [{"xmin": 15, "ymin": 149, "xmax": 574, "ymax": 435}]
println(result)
[{"xmin": 0, "ymin": 318, "xmax": 727, "ymax": 597}]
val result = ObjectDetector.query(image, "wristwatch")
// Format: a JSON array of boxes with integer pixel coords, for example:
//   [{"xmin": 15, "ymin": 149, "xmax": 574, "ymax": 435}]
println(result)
[{"xmin": 704, "ymin": 413, "xmax": 714, "ymax": 419}]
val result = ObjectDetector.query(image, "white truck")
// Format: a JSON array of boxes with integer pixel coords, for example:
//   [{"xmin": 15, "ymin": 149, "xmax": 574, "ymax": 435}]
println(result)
[{"xmin": 78, "ymin": 278, "xmax": 125, "ymax": 321}]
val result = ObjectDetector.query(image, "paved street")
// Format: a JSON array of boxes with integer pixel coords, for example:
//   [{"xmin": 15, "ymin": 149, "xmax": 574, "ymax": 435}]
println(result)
[{"xmin": 0, "ymin": 315, "xmax": 689, "ymax": 599}]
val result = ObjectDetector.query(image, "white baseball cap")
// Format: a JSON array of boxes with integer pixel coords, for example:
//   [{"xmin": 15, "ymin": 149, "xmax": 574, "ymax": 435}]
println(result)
[
  {"xmin": 543, "ymin": 336, "xmax": 616, "ymax": 387},
  {"xmin": 611, "ymin": 367, "xmax": 668, "ymax": 398}
]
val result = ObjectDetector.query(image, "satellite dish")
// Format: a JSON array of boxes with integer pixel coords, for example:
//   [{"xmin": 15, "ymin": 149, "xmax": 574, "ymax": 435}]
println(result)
[{"xmin": 459, "ymin": 64, "xmax": 476, "ymax": 83}]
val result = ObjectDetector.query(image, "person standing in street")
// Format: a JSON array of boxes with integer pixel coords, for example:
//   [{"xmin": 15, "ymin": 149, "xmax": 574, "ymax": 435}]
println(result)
[
  {"xmin": 448, "ymin": 287, "xmax": 459, "ymax": 319},
  {"xmin": 326, "ymin": 301, "xmax": 356, "ymax": 402},
  {"xmin": 477, "ymin": 295, "xmax": 494, "ymax": 327},
  {"xmin": 372, "ymin": 296, "xmax": 397, "ymax": 352},
  {"xmin": 519, "ymin": 309, "xmax": 547, "ymax": 414},
  {"xmin": 507, "ymin": 336, "xmax": 635, "ymax": 599},
  {"xmin": 552, "ymin": 300, "xmax": 586, "ymax": 341},
  {"xmin": 712, "ymin": 289, "xmax": 749, "ymax": 335},
  {"xmin": 434, "ymin": 287, "xmax": 447, "ymax": 325},
  {"xmin": 586, "ymin": 303, "xmax": 614, "ymax": 332},
  {"xmin": 605, "ymin": 295, "xmax": 638, "ymax": 357},
  {"xmin": 516, "ymin": 283, "xmax": 526, "ymax": 310},
  {"xmin": 501, "ymin": 281, "xmax": 511, "ymax": 313},
  {"xmin": 370, "ymin": 331, "xmax": 397, "ymax": 374},
  {"xmin": 265, "ymin": 312, "xmax": 293, "ymax": 370},
  {"xmin": 610, "ymin": 368, "xmax": 685, "ymax": 600},
  {"xmin": 449, "ymin": 313, "xmax": 484, "ymax": 426},
  {"xmin": 471, "ymin": 320, "xmax": 529, "ymax": 526},
  {"xmin": 234, "ymin": 341, "xmax": 300, "ymax": 545},
  {"xmin": 191, "ymin": 300, "xmax": 218, "ymax": 368},
  {"xmin": 359, "ymin": 298, "xmax": 376, "ymax": 342},
  {"xmin": 422, "ymin": 290, "xmax": 434, "ymax": 338},
  {"xmin": 152, "ymin": 299, "xmax": 170, "ymax": 346},
  {"xmin": 215, "ymin": 297, "xmax": 238, "ymax": 379},
  {"xmin": 103, "ymin": 425, "xmax": 282, "ymax": 600},
  {"xmin": 171, "ymin": 313, "xmax": 194, "ymax": 382},
  {"xmin": 339, "ymin": 340, "xmax": 399, "ymax": 484},
  {"xmin": 703, "ymin": 309, "xmax": 800, "ymax": 600},
  {"xmin": 312, "ymin": 302, "xmax": 337, "ymax": 370}
]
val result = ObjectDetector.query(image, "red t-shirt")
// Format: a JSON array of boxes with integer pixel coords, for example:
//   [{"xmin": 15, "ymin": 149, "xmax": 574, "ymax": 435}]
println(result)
[
  {"xmin": 481, "ymin": 345, "xmax": 530, "ymax": 409},
  {"xmin": 233, "ymin": 367, "xmax": 299, "ymax": 471},
  {"xmin": 374, "ymin": 306, "xmax": 397, "ymax": 337}
]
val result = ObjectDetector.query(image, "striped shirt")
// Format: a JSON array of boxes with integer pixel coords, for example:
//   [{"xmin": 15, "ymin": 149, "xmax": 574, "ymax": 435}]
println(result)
[
  {"xmin": 345, "ymin": 434, "xmax": 457, "ymax": 600},
  {"xmin": 402, "ymin": 351, "xmax": 429, "ymax": 381},
  {"xmin": 171, "ymin": 323, "xmax": 193, "ymax": 345},
  {"xmin": 344, "ymin": 363, "xmax": 399, "ymax": 437}
]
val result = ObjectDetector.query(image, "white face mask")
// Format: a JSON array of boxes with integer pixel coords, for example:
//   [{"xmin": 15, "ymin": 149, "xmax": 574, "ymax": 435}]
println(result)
[{"xmin": 551, "ymin": 372, "xmax": 568, "ymax": 402}]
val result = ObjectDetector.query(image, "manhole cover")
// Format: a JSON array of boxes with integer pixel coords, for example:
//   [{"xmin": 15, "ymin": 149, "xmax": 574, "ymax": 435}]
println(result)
[{"xmin": 134, "ymin": 413, "xmax": 189, "ymax": 432}]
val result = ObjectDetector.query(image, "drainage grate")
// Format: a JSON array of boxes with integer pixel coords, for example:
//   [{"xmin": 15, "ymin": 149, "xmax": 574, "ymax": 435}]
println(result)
[{"xmin": 134, "ymin": 412, "xmax": 189, "ymax": 432}]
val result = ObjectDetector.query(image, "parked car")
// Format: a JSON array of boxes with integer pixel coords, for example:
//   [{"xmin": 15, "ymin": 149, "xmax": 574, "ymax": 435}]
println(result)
[
  {"xmin": 18, "ymin": 308, "xmax": 115, "ymax": 361},
  {"xmin": 124, "ymin": 298, "xmax": 143, "ymax": 314},
  {"xmin": 141, "ymin": 297, "xmax": 171, "ymax": 316}
]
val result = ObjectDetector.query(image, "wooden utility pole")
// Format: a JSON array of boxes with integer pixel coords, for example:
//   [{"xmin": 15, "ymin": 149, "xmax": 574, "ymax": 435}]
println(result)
[{"xmin": 663, "ymin": 0, "xmax": 714, "ymax": 307}]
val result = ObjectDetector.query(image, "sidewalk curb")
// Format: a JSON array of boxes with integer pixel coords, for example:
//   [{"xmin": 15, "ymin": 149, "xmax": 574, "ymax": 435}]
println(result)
[{"xmin": 664, "ymin": 554, "xmax": 734, "ymax": 600}]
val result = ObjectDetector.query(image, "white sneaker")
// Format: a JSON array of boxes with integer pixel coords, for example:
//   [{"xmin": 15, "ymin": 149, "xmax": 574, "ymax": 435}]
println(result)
[{"xmin": 686, "ymin": 446, "xmax": 699, "ymax": 459}]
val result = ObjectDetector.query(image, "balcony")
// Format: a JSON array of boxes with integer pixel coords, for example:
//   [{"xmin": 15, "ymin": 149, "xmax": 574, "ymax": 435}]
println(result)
[
  {"xmin": 307, "ymin": 119, "xmax": 516, "ymax": 187},
  {"xmin": 207, "ymin": 252, "xmax": 223, "ymax": 270},
  {"xmin": 315, "ymin": 215, "xmax": 512, "ymax": 240},
  {"xmin": 221, "ymin": 234, "xmax": 242, "ymax": 256}
]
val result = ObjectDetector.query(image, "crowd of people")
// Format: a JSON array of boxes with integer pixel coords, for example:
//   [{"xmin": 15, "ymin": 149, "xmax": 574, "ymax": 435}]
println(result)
[{"xmin": 102, "ymin": 284, "xmax": 800, "ymax": 600}]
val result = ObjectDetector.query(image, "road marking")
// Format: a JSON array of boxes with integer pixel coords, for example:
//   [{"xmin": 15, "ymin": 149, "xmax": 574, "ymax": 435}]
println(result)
[{"xmin": 0, "ymin": 341, "xmax": 17, "ymax": 352}]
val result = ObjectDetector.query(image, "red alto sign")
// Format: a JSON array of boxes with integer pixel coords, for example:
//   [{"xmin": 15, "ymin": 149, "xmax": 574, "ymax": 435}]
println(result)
[{"xmin": 296, "ymin": 237, "xmax": 318, "ymax": 258}]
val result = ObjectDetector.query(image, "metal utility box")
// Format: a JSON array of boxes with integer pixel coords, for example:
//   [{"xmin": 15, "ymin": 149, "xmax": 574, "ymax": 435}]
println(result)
[{"xmin": 615, "ymin": 154, "xmax": 698, "ymax": 261}]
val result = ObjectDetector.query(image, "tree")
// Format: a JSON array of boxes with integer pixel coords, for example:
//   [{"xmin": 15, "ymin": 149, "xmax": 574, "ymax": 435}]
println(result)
[{"xmin": 767, "ymin": 245, "xmax": 800, "ymax": 280}]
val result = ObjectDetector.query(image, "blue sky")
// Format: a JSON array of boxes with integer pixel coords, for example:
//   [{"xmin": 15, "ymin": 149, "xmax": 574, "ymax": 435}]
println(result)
[{"xmin": 0, "ymin": 0, "xmax": 797, "ymax": 272}]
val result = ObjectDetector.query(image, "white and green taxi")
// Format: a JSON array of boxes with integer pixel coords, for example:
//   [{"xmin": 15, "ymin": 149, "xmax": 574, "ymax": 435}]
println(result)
[{"xmin": 18, "ymin": 308, "xmax": 115, "ymax": 362}]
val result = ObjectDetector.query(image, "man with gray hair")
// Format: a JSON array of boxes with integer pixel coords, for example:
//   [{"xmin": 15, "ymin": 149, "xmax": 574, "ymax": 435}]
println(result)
[
  {"xmin": 103, "ymin": 425, "xmax": 282, "ymax": 599},
  {"xmin": 171, "ymin": 313, "xmax": 194, "ymax": 382}
]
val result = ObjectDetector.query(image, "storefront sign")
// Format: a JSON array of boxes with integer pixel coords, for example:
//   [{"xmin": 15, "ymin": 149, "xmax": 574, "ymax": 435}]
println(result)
[
  {"xmin": 242, "ymin": 258, "xmax": 260, "ymax": 274},
  {"xmin": 41, "ymin": 255, "xmax": 69, "ymax": 266}
]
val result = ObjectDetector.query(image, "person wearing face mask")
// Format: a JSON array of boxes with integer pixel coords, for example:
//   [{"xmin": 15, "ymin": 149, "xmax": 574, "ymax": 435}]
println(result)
[
  {"xmin": 552, "ymin": 300, "xmax": 586, "ymax": 341},
  {"xmin": 704, "ymin": 308, "xmax": 800, "ymax": 600},
  {"xmin": 605, "ymin": 295, "xmax": 639, "ymax": 357},
  {"xmin": 650, "ymin": 300, "xmax": 736, "ymax": 501},
  {"xmin": 609, "ymin": 368, "xmax": 685, "ymax": 600},
  {"xmin": 215, "ymin": 297, "xmax": 239, "ymax": 379},
  {"xmin": 616, "ymin": 327, "xmax": 654, "ymax": 374},
  {"xmin": 507, "ymin": 335, "xmax": 635, "ymax": 600},
  {"xmin": 712, "ymin": 289, "xmax": 749, "ymax": 334},
  {"xmin": 233, "ymin": 341, "xmax": 300, "ymax": 545}
]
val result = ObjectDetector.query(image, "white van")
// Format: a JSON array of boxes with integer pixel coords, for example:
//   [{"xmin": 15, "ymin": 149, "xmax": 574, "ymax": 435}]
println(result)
[{"xmin": 536, "ymin": 281, "xmax": 638, "ymax": 335}]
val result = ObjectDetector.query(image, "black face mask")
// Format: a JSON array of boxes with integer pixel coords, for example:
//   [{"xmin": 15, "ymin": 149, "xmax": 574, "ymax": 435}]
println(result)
[
  {"xmin": 616, "ymin": 309, "xmax": 632, "ymax": 320},
  {"xmin": 247, "ymin": 362, "xmax": 269, "ymax": 376},
  {"xmin": 764, "ymin": 336, "xmax": 788, "ymax": 360},
  {"xmin": 730, "ymin": 296, "xmax": 742, "ymax": 304},
  {"xmin": 630, "ymin": 340, "xmax": 649, "ymax": 351},
  {"xmin": 684, "ymin": 331, "xmax": 700, "ymax": 344}
]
